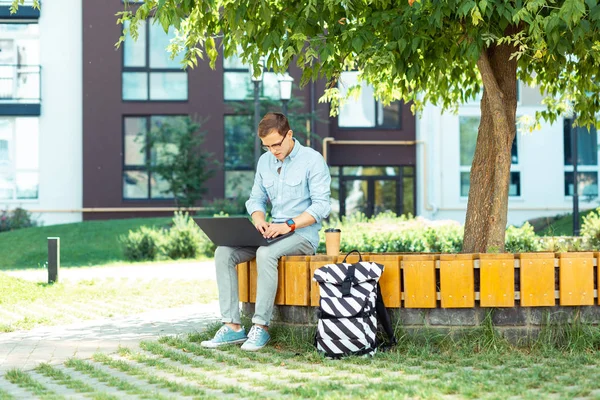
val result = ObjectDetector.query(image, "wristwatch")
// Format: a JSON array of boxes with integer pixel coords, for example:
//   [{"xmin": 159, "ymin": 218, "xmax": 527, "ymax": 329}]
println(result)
[{"xmin": 285, "ymin": 218, "xmax": 296, "ymax": 232}]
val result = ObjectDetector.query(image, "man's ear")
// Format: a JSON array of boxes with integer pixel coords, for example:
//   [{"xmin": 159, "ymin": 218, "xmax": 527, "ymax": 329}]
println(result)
[{"xmin": 288, "ymin": 130, "xmax": 293, "ymax": 138}]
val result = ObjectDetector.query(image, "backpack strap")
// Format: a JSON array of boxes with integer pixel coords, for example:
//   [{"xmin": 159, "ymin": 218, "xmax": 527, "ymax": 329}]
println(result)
[
  {"xmin": 341, "ymin": 264, "xmax": 355, "ymax": 297},
  {"xmin": 342, "ymin": 249, "xmax": 363, "ymax": 263},
  {"xmin": 375, "ymin": 282, "xmax": 397, "ymax": 350}
]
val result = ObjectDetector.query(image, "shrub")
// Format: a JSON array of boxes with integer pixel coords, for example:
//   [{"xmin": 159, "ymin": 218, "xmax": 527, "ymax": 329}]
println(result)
[
  {"xmin": 505, "ymin": 222, "xmax": 541, "ymax": 253},
  {"xmin": 0, "ymin": 207, "xmax": 37, "ymax": 233},
  {"xmin": 165, "ymin": 211, "xmax": 204, "ymax": 259},
  {"xmin": 120, "ymin": 226, "xmax": 165, "ymax": 261},
  {"xmin": 581, "ymin": 208, "xmax": 600, "ymax": 249}
]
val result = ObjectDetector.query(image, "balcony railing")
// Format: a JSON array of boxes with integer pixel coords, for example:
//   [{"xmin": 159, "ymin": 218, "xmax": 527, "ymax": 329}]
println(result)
[{"xmin": 0, "ymin": 64, "xmax": 41, "ymax": 103}]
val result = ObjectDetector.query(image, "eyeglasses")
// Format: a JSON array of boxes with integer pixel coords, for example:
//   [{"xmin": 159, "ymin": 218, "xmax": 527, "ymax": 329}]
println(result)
[{"xmin": 261, "ymin": 132, "xmax": 288, "ymax": 152}]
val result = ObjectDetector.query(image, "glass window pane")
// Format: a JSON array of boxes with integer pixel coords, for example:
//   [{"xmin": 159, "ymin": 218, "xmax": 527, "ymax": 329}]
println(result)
[
  {"xmin": 0, "ymin": 119, "xmax": 12, "ymax": 167},
  {"xmin": 460, "ymin": 171, "xmax": 470, "ymax": 197},
  {"xmin": 262, "ymin": 72, "xmax": 279, "ymax": 100},
  {"xmin": 16, "ymin": 171, "xmax": 37, "ymax": 199},
  {"xmin": 338, "ymin": 71, "xmax": 376, "ymax": 128},
  {"xmin": 150, "ymin": 173, "xmax": 174, "ymax": 199},
  {"xmin": 225, "ymin": 170, "xmax": 255, "ymax": 199},
  {"xmin": 148, "ymin": 20, "xmax": 183, "ymax": 68},
  {"xmin": 149, "ymin": 116, "xmax": 185, "ymax": 165},
  {"xmin": 15, "ymin": 117, "xmax": 38, "ymax": 169},
  {"xmin": 459, "ymin": 116, "xmax": 479, "ymax": 166},
  {"xmin": 123, "ymin": 20, "xmax": 147, "ymax": 67},
  {"xmin": 511, "ymin": 134, "xmax": 518, "ymax": 164},
  {"xmin": 124, "ymin": 117, "xmax": 147, "ymax": 166},
  {"xmin": 123, "ymin": 170, "xmax": 148, "ymax": 199},
  {"xmin": 403, "ymin": 175, "xmax": 415, "ymax": 216},
  {"xmin": 565, "ymin": 172, "xmax": 598, "ymax": 198},
  {"xmin": 374, "ymin": 180, "xmax": 396, "ymax": 215},
  {"xmin": 564, "ymin": 119, "xmax": 597, "ymax": 166},
  {"xmin": 224, "ymin": 72, "xmax": 252, "ymax": 100},
  {"xmin": 0, "ymin": 140, "xmax": 8, "ymax": 164},
  {"xmin": 509, "ymin": 172, "xmax": 520, "ymax": 196},
  {"xmin": 344, "ymin": 179, "xmax": 368, "ymax": 216},
  {"xmin": 149, "ymin": 72, "xmax": 187, "ymax": 100},
  {"xmin": 122, "ymin": 72, "xmax": 148, "ymax": 100},
  {"xmin": 224, "ymin": 115, "xmax": 254, "ymax": 170},
  {"xmin": 224, "ymin": 54, "xmax": 247, "ymax": 69},
  {"xmin": 377, "ymin": 102, "xmax": 401, "ymax": 128},
  {"xmin": 0, "ymin": 172, "xmax": 13, "ymax": 199}
]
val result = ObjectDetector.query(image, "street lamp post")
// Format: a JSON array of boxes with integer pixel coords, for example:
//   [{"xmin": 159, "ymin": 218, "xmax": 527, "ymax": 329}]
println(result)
[
  {"xmin": 251, "ymin": 60, "xmax": 264, "ymax": 167},
  {"xmin": 278, "ymin": 73, "xmax": 294, "ymax": 115},
  {"xmin": 572, "ymin": 123, "xmax": 580, "ymax": 236}
]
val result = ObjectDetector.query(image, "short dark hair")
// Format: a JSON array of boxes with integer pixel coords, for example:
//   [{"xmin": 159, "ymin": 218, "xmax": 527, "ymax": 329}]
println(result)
[{"xmin": 258, "ymin": 112, "xmax": 290, "ymax": 138}]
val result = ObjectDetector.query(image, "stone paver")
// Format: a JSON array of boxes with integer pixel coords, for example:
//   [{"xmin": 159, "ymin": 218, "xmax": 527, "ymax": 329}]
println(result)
[{"xmin": 0, "ymin": 301, "xmax": 220, "ymax": 373}]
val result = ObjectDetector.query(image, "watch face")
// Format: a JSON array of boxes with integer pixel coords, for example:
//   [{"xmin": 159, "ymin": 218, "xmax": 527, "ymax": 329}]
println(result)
[{"xmin": 286, "ymin": 219, "xmax": 295, "ymax": 226}]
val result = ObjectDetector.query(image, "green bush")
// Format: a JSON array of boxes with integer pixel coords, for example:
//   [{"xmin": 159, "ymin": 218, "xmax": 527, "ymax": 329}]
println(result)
[
  {"xmin": 581, "ymin": 208, "xmax": 600, "ymax": 250},
  {"xmin": 120, "ymin": 226, "xmax": 165, "ymax": 261},
  {"xmin": 505, "ymin": 222, "xmax": 542, "ymax": 253},
  {"xmin": 0, "ymin": 208, "xmax": 37, "ymax": 233},
  {"xmin": 200, "ymin": 197, "xmax": 248, "ymax": 216},
  {"xmin": 164, "ymin": 212, "xmax": 204, "ymax": 259},
  {"xmin": 120, "ymin": 212, "xmax": 215, "ymax": 261},
  {"xmin": 319, "ymin": 212, "xmax": 463, "ymax": 254}
]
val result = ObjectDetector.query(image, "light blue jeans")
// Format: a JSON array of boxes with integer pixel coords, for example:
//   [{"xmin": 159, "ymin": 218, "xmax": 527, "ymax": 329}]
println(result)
[{"xmin": 214, "ymin": 234, "xmax": 314, "ymax": 326}]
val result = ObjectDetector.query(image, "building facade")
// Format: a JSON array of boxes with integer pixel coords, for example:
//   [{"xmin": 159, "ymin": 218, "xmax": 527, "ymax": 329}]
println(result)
[{"xmin": 0, "ymin": 0, "xmax": 82, "ymax": 226}]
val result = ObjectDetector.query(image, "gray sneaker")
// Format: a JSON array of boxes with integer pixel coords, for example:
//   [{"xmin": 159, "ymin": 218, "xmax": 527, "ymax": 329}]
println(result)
[
  {"xmin": 240, "ymin": 325, "xmax": 271, "ymax": 351},
  {"xmin": 200, "ymin": 325, "xmax": 247, "ymax": 348}
]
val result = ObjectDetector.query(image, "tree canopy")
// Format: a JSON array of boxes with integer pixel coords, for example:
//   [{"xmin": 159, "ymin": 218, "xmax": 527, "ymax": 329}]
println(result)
[{"xmin": 115, "ymin": 0, "xmax": 600, "ymax": 127}]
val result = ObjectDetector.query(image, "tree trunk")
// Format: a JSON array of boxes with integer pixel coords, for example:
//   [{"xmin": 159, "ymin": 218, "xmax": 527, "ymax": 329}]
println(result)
[{"xmin": 462, "ymin": 37, "xmax": 518, "ymax": 253}]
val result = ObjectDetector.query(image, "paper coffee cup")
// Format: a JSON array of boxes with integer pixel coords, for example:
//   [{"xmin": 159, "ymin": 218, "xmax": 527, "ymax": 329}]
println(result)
[{"xmin": 325, "ymin": 228, "xmax": 341, "ymax": 256}]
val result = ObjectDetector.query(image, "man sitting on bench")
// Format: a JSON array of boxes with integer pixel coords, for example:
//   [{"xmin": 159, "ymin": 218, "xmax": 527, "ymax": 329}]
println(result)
[{"xmin": 201, "ymin": 112, "xmax": 331, "ymax": 351}]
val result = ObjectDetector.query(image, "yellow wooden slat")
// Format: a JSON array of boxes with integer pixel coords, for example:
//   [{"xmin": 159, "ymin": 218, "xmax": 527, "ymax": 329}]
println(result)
[
  {"xmin": 283, "ymin": 256, "xmax": 310, "ymax": 306},
  {"xmin": 439, "ymin": 254, "xmax": 474, "ymax": 308},
  {"xmin": 237, "ymin": 262, "xmax": 250, "ymax": 303},
  {"xmin": 479, "ymin": 254, "xmax": 514, "ymax": 307},
  {"xmin": 402, "ymin": 255, "xmax": 436, "ymax": 308},
  {"xmin": 309, "ymin": 256, "xmax": 338, "ymax": 306},
  {"xmin": 558, "ymin": 253, "xmax": 594, "ymax": 306},
  {"xmin": 249, "ymin": 258, "xmax": 257, "ymax": 303},
  {"xmin": 518, "ymin": 253, "xmax": 555, "ymax": 307},
  {"xmin": 370, "ymin": 254, "xmax": 401, "ymax": 308},
  {"xmin": 275, "ymin": 257, "xmax": 286, "ymax": 305}
]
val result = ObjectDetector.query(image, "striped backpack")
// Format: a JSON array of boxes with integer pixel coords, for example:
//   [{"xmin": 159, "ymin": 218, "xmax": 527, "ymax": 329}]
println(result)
[{"xmin": 313, "ymin": 250, "xmax": 396, "ymax": 358}]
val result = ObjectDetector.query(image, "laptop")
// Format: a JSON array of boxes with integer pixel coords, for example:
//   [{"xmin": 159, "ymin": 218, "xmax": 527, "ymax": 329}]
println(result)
[{"xmin": 194, "ymin": 217, "xmax": 295, "ymax": 247}]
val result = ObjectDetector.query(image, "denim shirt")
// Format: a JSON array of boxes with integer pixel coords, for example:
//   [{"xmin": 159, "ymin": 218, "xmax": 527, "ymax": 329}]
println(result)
[{"xmin": 245, "ymin": 139, "xmax": 331, "ymax": 251}]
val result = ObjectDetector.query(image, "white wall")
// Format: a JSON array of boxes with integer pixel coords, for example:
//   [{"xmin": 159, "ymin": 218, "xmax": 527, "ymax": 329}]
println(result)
[
  {"xmin": 34, "ymin": 0, "xmax": 82, "ymax": 226},
  {"xmin": 417, "ymin": 84, "xmax": 590, "ymax": 227}
]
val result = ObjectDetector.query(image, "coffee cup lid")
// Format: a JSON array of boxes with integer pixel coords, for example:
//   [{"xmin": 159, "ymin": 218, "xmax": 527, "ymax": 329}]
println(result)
[{"xmin": 325, "ymin": 228, "xmax": 341, "ymax": 232}]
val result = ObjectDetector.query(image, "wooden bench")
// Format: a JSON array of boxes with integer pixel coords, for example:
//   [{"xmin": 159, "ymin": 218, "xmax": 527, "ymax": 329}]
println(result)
[{"xmin": 237, "ymin": 252, "xmax": 599, "ymax": 308}]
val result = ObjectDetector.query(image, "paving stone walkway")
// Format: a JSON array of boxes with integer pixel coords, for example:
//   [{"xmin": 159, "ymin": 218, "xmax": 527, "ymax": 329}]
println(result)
[{"xmin": 0, "ymin": 301, "xmax": 220, "ymax": 374}]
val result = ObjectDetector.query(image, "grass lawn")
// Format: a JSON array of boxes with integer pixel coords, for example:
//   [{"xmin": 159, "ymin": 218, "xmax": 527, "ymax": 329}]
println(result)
[
  {"xmin": 0, "ymin": 272, "xmax": 218, "ymax": 332},
  {"xmin": 0, "ymin": 217, "xmax": 175, "ymax": 270},
  {"xmin": 4, "ymin": 324, "xmax": 600, "ymax": 399},
  {"xmin": 534, "ymin": 208, "xmax": 596, "ymax": 236}
]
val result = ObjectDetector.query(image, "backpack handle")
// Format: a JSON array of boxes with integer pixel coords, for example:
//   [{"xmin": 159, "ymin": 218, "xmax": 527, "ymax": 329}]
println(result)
[{"xmin": 342, "ymin": 249, "xmax": 363, "ymax": 263}]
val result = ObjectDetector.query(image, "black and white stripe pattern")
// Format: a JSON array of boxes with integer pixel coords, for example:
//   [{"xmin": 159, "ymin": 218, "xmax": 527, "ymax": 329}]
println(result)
[{"xmin": 313, "ymin": 260, "xmax": 384, "ymax": 358}]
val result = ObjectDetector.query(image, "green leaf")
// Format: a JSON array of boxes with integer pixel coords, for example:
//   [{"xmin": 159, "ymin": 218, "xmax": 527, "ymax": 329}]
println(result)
[
  {"xmin": 591, "ymin": 5, "xmax": 600, "ymax": 20},
  {"xmin": 352, "ymin": 36, "xmax": 364, "ymax": 53}
]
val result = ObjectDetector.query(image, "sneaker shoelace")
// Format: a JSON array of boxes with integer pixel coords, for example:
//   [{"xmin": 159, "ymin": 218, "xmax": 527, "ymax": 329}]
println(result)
[
  {"xmin": 247, "ymin": 327, "xmax": 263, "ymax": 342},
  {"xmin": 213, "ymin": 325, "xmax": 229, "ymax": 341}
]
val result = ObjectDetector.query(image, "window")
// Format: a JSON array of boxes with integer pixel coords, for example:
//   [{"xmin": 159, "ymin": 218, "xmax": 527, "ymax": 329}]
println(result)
[
  {"xmin": 337, "ymin": 71, "xmax": 401, "ymax": 129},
  {"xmin": 0, "ymin": 117, "xmax": 38, "ymax": 200},
  {"xmin": 223, "ymin": 54, "xmax": 279, "ymax": 101},
  {"xmin": 330, "ymin": 166, "xmax": 415, "ymax": 218},
  {"xmin": 564, "ymin": 119, "xmax": 598, "ymax": 198},
  {"xmin": 122, "ymin": 116, "xmax": 184, "ymax": 200},
  {"xmin": 459, "ymin": 116, "xmax": 520, "ymax": 197},
  {"xmin": 224, "ymin": 115, "xmax": 255, "ymax": 198},
  {"xmin": 0, "ymin": 22, "xmax": 40, "ymax": 103},
  {"xmin": 122, "ymin": 19, "xmax": 187, "ymax": 101}
]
